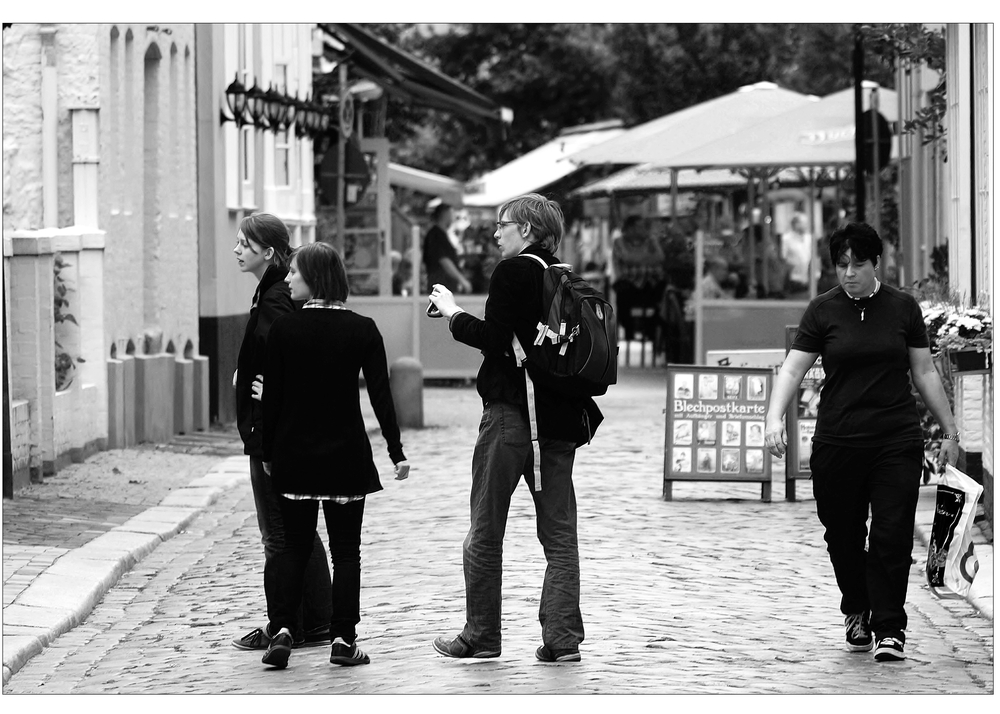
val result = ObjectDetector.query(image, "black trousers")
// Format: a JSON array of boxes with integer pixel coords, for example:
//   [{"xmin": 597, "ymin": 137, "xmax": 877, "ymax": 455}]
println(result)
[
  {"xmin": 264, "ymin": 496, "xmax": 366, "ymax": 644},
  {"xmin": 810, "ymin": 440, "xmax": 923, "ymax": 641}
]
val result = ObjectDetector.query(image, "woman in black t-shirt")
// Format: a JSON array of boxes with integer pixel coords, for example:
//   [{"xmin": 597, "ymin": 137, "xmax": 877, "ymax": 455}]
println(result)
[{"xmin": 764, "ymin": 223, "xmax": 959, "ymax": 664}]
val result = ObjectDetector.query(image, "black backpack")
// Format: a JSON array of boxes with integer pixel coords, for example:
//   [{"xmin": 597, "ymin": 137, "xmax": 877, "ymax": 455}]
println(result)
[{"xmin": 514, "ymin": 253, "xmax": 618, "ymax": 389}]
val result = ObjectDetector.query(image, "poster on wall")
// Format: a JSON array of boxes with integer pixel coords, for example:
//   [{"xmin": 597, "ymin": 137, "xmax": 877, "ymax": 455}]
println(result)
[
  {"xmin": 663, "ymin": 365, "xmax": 773, "ymax": 502},
  {"xmin": 784, "ymin": 326, "xmax": 826, "ymax": 485}
]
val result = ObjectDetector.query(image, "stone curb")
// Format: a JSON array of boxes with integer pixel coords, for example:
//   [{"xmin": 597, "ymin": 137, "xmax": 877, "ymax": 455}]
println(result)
[{"xmin": 1, "ymin": 455, "xmax": 249, "ymax": 686}]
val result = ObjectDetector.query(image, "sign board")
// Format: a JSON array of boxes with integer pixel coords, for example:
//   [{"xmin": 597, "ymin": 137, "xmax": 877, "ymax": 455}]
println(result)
[
  {"xmin": 663, "ymin": 365, "xmax": 773, "ymax": 502},
  {"xmin": 784, "ymin": 325, "xmax": 826, "ymax": 500}
]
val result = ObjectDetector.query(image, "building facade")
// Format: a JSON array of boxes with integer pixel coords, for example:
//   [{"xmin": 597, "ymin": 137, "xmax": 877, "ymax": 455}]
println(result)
[
  {"xmin": 898, "ymin": 23, "xmax": 994, "ymax": 526},
  {"xmin": 3, "ymin": 23, "xmax": 207, "ymax": 494},
  {"xmin": 195, "ymin": 23, "xmax": 318, "ymax": 425}
]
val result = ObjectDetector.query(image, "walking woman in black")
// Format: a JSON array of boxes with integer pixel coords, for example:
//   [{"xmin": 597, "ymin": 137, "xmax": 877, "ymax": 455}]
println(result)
[
  {"xmin": 764, "ymin": 222, "xmax": 959, "ymax": 663},
  {"xmin": 259, "ymin": 241, "xmax": 410, "ymax": 669},
  {"xmin": 230, "ymin": 213, "xmax": 333, "ymax": 653}
]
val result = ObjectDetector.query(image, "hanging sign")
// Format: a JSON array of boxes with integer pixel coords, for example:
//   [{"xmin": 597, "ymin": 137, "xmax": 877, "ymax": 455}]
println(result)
[{"xmin": 663, "ymin": 365, "xmax": 773, "ymax": 503}]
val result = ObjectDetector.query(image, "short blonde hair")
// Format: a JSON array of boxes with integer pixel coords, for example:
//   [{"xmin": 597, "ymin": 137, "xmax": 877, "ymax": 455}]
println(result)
[{"xmin": 498, "ymin": 193, "xmax": 564, "ymax": 253}]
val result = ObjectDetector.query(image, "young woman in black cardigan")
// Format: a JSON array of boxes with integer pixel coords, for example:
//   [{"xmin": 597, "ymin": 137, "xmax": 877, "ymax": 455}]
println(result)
[
  {"xmin": 231, "ymin": 213, "xmax": 333, "ymax": 653},
  {"xmin": 259, "ymin": 241, "xmax": 410, "ymax": 669}
]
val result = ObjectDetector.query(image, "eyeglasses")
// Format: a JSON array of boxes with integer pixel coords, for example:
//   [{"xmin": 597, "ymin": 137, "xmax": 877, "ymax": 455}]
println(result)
[{"xmin": 495, "ymin": 220, "xmax": 519, "ymax": 229}]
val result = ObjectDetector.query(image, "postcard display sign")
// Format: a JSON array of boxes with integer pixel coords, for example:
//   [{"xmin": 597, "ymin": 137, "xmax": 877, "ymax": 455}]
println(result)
[
  {"xmin": 783, "ymin": 326, "xmax": 826, "ymax": 501},
  {"xmin": 663, "ymin": 365, "xmax": 774, "ymax": 502}
]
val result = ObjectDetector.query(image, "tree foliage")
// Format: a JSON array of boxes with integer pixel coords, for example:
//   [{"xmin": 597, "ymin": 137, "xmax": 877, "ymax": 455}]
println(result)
[
  {"xmin": 361, "ymin": 23, "xmax": 897, "ymax": 180},
  {"xmin": 861, "ymin": 23, "xmax": 946, "ymax": 150}
]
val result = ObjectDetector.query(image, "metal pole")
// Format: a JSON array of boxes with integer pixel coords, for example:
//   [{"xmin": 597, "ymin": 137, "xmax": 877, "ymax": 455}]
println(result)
[
  {"xmin": 694, "ymin": 225, "xmax": 705, "ymax": 365},
  {"xmin": 761, "ymin": 171, "xmax": 772, "ymax": 296},
  {"xmin": 670, "ymin": 169, "xmax": 679, "ymax": 220},
  {"xmin": 871, "ymin": 88, "xmax": 881, "ymax": 239},
  {"xmin": 853, "ymin": 31, "xmax": 866, "ymax": 223},
  {"xmin": 746, "ymin": 175, "xmax": 758, "ymax": 296},
  {"xmin": 808, "ymin": 167, "xmax": 818, "ymax": 298},
  {"xmin": 336, "ymin": 62, "xmax": 347, "ymax": 252}
]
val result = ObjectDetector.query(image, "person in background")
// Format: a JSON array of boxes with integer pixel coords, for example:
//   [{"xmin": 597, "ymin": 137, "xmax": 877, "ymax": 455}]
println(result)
[
  {"xmin": 423, "ymin": 203, "xmax": 472, "ymax": 294},
  {"xmin": 427, "ymin": 193, "xmax": 604, "ymax": 664},
  {"xmin": 701, "ymin": 256, "xmax": 734, "ymax": 299},
  {"xmin": 781, "ymin": 212, "xmax": 814, "ymax": 295},
  {"xmin": 230, "ymin": 213, "xmax": 333, "ymax": 655},
  {"xmin": 611, "ymin": 215, "xmax": 665, "ymax": 340},
  {"xmin": 259, "ymin": 241, "xmax": 410, "ymax": 669},
  {"xmin": 763, "ymin": 222, "xmax": 959, "ymax": 663}
]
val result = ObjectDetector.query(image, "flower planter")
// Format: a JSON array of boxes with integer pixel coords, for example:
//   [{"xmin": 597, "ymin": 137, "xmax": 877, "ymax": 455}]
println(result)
[{"xmin": 947, "ymin": 348, "xmax": 991, "ymax": 375}]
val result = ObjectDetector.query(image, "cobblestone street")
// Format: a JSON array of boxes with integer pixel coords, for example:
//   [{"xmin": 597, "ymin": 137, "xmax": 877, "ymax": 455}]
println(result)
[{"xmin": 3, "ymin": 371, "xmax": 993, "ymax": 695}]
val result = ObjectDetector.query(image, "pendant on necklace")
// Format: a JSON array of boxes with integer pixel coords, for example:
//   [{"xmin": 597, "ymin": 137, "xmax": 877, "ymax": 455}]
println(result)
[{"xmin": 860, "ymin": 308, "xmax": 865, "ymax": 321}]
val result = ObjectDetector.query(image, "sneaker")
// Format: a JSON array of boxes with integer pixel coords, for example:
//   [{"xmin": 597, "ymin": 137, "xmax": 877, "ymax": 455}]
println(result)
[
  {"xmin": 329, "ymin": 637, "xmax": 371, "ymax": 666},
  {"xmin": 233, "ymin": 626, "xmax": 271, "ymax": 651},
  {"xmin": 873, "ymin": 636, "xmax": 905, "ymax": 662},
  {"xmin": 845, "ymin": 612, "xmax": 873, "ymax": 652},
  {"xmin": 432, "ymin": 635, "xmax": 500, "ymax": 659},
  {"xmin": 261, "ymin": 630, "xmax": 293, "ymax": 669},
  {"xmin": 535, "ymin": 645, "xmax": 581, "ymax": 663}
]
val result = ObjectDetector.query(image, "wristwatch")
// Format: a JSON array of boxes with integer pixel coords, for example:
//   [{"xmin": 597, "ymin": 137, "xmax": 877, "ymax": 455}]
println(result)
[{"xmin": 942, "ymin": 432, "xmax": 961, "ymax": 443}]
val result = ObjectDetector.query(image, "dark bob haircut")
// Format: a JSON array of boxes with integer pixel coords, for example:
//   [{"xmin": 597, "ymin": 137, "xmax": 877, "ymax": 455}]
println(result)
[
  {"xmin": 239, "ymin": 213, "xmax": 292, "ymax": 269},
  {"xmin": 828, "ymin": 222, "xmax": 883, "ymax": 266},
  {"xmin": 292, "ymin": 242, "xmax": 349, "ymax": 303}
]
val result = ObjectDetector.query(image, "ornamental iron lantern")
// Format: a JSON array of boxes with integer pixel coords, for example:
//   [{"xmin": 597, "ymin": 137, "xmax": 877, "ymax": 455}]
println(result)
[
  {"xmin": 282, "ymin": 93, "xmax": 299, "ymax": 133},
  {"xmin": 263, "ymin": 84, "xmax": 285, "ymax": 131},
  {"xmin": 244, "ymin": 82, "xmax": 267, "ymax": 129},
  {"xmin": 221, "ymin": 73, "xmax": 248, "ymax": 127}
]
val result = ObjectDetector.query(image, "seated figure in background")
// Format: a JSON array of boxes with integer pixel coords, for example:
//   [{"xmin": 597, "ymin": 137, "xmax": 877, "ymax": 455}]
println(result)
[
  {"xmin": 701, "ymin": 256, "xmax": 735, "ymax": 299},
  {"xmin": 612, "ymin": 215, "xmax": 666, "ymax": 340}
]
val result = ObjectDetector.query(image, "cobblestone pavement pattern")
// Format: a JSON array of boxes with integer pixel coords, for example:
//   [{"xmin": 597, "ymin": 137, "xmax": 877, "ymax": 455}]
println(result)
[{"xmin": 3, "ymin": 371, "xmax": 993, "ymax": 694}]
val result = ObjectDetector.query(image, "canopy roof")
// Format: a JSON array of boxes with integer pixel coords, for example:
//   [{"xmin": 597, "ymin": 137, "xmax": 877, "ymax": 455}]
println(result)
[
  {"xmin": 565, "ymin": 82, "xmax": 815, "ymax": 167},
  {"xmin": 572, "ymin": 165, "xmax": 749, "ymax": 197},
  {"xmin": 463, "ymin": 120, "xmax": 626, "ymax": 208},
  {"xmin": 655, "ymin": 83, "xmax": 898, "ymax": 170},
  {"xmin": 572, "ymin": 163, "xmax": 814, "ymax": 198},
  {"xmin": 319, "ymin": 24, "xmax": 509, "ymax": 125},
  {"xmin": 389, "ymin": 162, "xmax": 463, "ymax": 205}
]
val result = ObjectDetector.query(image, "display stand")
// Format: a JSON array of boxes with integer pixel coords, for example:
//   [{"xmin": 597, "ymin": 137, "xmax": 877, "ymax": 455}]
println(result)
[{"xmin": 663, "ymin": 365, "xmax": 773, "ymax": 502}]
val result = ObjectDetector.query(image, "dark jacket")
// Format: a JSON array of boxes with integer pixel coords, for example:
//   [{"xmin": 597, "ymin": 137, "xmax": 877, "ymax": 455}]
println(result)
[
  {"xmin": 449, "ymin": 243, "xmax": 604, "ymax": 446},
  {"xmin": 261, "ymin": 307, "xmax": 405, "ymax": 497},
  {"xmin": 236, "ymin": 265, "xmax": 295, "ymax": 456}
]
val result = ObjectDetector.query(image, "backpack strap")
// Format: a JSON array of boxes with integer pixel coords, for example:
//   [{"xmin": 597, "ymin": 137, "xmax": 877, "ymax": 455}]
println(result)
[
  {"xmin": 518, "ymin": 252, "xmax": 549, "ymax": 270},
  {"xmin": 512, "ymin": 333, "xmax": 543, "ymax": 491}
]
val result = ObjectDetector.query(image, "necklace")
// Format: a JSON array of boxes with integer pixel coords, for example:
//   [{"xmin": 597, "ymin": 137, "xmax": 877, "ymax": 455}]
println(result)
[{"xmin": 847, "ymin": 279, "xmax": 880, "ymax": 321}]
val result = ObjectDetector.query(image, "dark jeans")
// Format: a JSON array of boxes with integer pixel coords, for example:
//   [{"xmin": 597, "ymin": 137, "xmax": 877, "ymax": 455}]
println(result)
[
  {"xmin": 265, "ymin": 496, "xmax": 365, "ymax": 644},
  {"xmin": 249, "ymin": 457, "xmax": 332, "ymax": 638},
  {"xmin": 810, "ymin": 440, "xmax": 923, "ymax": 641},
  {"xmin": 461, "ymin": 401, "xmax": 583, "ymax": 651}
]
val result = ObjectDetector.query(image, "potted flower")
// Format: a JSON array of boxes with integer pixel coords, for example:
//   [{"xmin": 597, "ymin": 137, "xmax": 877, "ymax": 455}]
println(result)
[{"xmin": 920, "ymin": 301, "xmax": 992, "ymax": 375}]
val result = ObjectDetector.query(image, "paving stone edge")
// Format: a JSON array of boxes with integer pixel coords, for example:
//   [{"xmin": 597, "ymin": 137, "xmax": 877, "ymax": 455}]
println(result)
[{"xmin": 2, "ymin": 455, "xmax": 249, "ymax": 686}]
